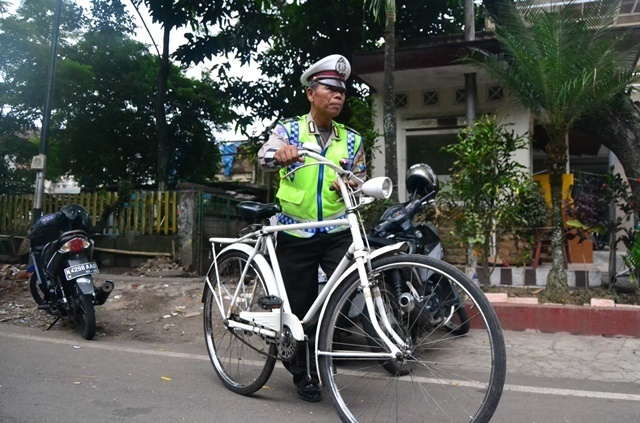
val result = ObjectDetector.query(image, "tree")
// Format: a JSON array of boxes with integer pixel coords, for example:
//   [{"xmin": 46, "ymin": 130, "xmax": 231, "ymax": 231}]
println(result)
[
  {"xmin": 580, "ymin": 97, "xmax": 640, "ymax": 201},
  {"xmin": 1, "ymin": 0, "xmax": 236, "ymax": 190},
  {"xmin": 47, "ymin": 4, "xmax": 235, "ymax": 187},
  {"xmin": 134, "ymin": 0, "xmax": 193, "ymax": 190},
  {"xmin": 439, "ymin": 116, "xmax": 528, "ymax": 282},
  {"xmin": 465, "ymin": 0, "xmax": 638, "ymax": 299},
  {"xmin": 171, "ymin": 0, "xmax": 468, "ymax": 135},
  {"xmin": 365, "ymin": 0, "xmax": 398, "ymax": 200},
  {"xmin": 0, "ymin": 0, "xmax": 86, "ymax": 134},
  {"xmin": 0, "ymin": 134, "xmax": 38, "ymax": 194}
]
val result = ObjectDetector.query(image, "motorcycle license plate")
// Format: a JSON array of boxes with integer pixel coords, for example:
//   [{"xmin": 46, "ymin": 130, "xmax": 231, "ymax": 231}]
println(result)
[{"xmin": 64, "ymin": 262, "xmax": 99, "ymax": 280}]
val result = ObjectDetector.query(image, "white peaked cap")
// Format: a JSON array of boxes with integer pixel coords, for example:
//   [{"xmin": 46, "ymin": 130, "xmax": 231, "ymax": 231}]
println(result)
[{"xmin": 300, "ymin": 54, "xmax": 351, "ymax": 89}]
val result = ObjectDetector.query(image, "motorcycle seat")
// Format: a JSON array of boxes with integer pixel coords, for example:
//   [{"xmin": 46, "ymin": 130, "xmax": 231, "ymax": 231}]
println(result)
[{"xmin": 366, "ymin": 236, "xmax": 397, "ymax": 248}]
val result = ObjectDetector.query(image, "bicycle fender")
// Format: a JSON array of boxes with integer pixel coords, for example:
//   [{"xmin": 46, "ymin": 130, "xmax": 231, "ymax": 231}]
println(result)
[
  {"xmin": 314, "ymin": 241, "xmax": 407, "ymax": 383},
  {"xmin": 201, "ymin": 243, "xmax": 280, "ymax": 303}
]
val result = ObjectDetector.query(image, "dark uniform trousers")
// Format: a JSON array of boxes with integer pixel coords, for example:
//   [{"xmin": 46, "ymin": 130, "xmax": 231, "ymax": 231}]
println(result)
[{"xmin": 276, "ymin": 229, "xmax": 352, "ymax": 387}]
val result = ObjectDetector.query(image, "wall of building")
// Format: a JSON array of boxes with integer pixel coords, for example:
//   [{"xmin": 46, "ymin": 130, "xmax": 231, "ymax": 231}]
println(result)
[{"xmin": 369, "ymin": 81, "xmax": 532, "ymax": 201}]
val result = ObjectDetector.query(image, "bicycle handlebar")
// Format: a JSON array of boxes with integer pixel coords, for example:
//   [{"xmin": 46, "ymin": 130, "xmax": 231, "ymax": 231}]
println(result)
[{"xmin": 298, "ymin": 147, "xmax": 365, "ymax": 186}]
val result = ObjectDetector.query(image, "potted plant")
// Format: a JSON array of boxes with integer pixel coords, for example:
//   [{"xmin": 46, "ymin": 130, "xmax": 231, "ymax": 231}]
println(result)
[{"xmin": 563, "ymin": 176, "xmax": 609, "ymax": 264}]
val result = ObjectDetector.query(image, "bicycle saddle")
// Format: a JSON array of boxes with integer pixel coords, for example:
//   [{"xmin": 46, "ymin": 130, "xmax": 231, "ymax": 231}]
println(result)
[{"xmin": 237, "ymin": 202, "xmax": 281, "ymax": 220}]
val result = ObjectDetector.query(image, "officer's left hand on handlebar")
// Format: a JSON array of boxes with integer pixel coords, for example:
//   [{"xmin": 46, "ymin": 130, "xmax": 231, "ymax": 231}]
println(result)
[
  {"xmin": 330, "ymin": 179, "xmax": 358, "ymax": 192},
  {"xmin": 274, "ymin": 145, "xmax": 305, "ymax": 167}
]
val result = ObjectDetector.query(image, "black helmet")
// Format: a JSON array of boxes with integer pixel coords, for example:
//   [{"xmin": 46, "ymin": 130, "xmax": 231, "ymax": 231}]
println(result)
[
  {"xmin": 406, "ymin": 163, "xmax": 438, "ymax": 198},
  {"xmin": 60, "ymin": 204, "xmax": 92, "ymax": 230}
]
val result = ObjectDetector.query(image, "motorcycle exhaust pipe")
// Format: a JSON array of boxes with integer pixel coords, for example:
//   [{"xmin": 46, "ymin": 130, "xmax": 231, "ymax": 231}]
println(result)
[
  {"xmin": 94, "ymin": 280, "xmax": 114, "ymax": 305},
  {"xmin": 398, "ymin": 292, "xmax": 415, "ymax": 313}
]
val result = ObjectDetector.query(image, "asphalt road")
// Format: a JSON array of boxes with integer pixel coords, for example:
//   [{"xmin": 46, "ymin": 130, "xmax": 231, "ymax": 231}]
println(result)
[{"xmin": 1, "ymin": 323, "xmax": 639, "ymax": 423}]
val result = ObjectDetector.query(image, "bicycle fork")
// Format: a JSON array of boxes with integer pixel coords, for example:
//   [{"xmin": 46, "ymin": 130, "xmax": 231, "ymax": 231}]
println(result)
[{"xmin": 361, "ymin": 282, "xmax": 406, "ymax": 358}]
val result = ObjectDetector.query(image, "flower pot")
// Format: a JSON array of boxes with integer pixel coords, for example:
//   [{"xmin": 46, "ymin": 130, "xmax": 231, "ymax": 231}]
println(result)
[{"xmin": 566, "ymin": 229, "xmax": 593, "ymax": 264}]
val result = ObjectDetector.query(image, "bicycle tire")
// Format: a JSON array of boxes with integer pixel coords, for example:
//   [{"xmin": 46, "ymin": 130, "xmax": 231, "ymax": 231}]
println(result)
[
  {"xmin": 203, "ymin": 250, "xmax": 277, "ymax": 396},
  {"xmin": 318, "ymin": 254, "xmax": 506, "ymax": 423}
]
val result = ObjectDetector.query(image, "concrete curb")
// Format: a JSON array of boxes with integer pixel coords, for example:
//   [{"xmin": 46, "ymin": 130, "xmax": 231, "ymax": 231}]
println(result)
[
  {"xmin": 489, "ymin": 302, "xmax": 640, "ymax": 337},
  {"xmin": 484, "ymin": 267, "xmax": 602, "ymax": 288},
  {"xmin": 94, "ymin": 273, "xmax": 640, "ymax": 338}
]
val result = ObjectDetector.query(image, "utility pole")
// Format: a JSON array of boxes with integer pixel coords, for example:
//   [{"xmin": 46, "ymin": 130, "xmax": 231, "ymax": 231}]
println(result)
[
  {"xmin": 31, "ymin": 0, "xmax": 63, "ymax": 224},
  {"xmin": 464, "ymin": 0, "xmax": 477, "ymax": 125},
  {"xmin": 464, "ymin": 0, "xmax": 480, "ymax": 278}
]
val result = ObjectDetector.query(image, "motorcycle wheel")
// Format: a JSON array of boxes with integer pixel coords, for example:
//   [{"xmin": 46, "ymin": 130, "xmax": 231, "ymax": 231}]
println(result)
[
  {"xmin": 75, "ymin": 292, "xmax": 96, "ymax": 340},
  {"xmin": 443, "ymin": 304, "xmax": 471, "ymax": 336},
  {"xmin": 29, "ymin": 273, "xmax": 46, "ymax": 306}
]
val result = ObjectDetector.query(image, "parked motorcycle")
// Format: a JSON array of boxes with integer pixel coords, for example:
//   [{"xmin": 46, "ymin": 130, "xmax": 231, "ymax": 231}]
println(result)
[
  {"xmin": 27, "ymin": 205, "xmax": 114, "ymax": 340},
  {"xmin": 362, "ymin": 164, "xmax": 471, "ymax": 374}
]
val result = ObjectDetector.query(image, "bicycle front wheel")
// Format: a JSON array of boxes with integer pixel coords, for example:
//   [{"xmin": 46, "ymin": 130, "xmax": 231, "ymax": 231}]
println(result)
[
  {"xmin": 203, "ymin": 250, "xmax": 277, "ymax": 396},
  {"xmin": 318, "ymin": 254, "xmax": 506, "ymax": 423}
]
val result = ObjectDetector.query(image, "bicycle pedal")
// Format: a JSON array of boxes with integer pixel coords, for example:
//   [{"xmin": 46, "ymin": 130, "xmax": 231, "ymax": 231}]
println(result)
[{"xmin": 258, "ymin": 295, "xmax": 283, "ymax": 310}]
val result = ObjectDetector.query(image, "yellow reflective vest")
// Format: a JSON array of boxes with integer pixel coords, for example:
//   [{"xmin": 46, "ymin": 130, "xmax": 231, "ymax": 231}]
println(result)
[{"xmin": 276, "ymin": 115, "xmax": 362, "ymax": 237}]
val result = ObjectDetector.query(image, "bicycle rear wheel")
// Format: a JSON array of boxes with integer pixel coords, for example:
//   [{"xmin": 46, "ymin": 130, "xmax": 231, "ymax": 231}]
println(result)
[
  {"xmin": 318, "ymin": 254, "xmax": 506, "ymax": 423},
  {"xmin": 203, "ymin": 250, "xmax": 277, "ymax": 395}
]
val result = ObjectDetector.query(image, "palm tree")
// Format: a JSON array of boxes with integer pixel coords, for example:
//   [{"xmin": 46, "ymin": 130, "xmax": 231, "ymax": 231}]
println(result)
[
  {"xmin": 364, "ymin": 0, "xmax": 398, "ymax": 200},
  {"xmin": 466, "ymin": 0, "xmax": 638, "ymax": 299}
]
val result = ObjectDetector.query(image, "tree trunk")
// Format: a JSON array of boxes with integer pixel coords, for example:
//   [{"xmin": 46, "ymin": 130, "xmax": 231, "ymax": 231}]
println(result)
[
  {"xmin": 383, "ymin": 11, "xmax": 398, "ymax": 201},
  {"xmin": 545, "ymin": 137, "xmax": 569, "ymax": 300},
  {"xmin": 155, "ymin": 25, "xmax": 171, "ymax": 191}
]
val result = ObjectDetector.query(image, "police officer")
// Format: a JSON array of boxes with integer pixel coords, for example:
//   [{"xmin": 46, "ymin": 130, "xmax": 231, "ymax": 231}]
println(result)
[{"xmin": 258, "ymin": 54, "xmax": 366, "ymax": 402}]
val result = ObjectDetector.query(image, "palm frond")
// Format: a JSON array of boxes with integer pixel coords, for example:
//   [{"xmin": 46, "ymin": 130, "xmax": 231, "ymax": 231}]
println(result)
[
  {"xmin": 464, "ymin": 0, "xmax": 637, "ymax": 130},
  {"xmin": 363, "ymin": 0, "xmax": 395, "ymax": 24}
]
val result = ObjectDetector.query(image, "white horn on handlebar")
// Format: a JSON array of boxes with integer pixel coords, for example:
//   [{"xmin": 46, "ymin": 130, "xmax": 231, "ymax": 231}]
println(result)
[{"xmin": 362, "ymin": 177, "xmax": 393, "ymax": 199}]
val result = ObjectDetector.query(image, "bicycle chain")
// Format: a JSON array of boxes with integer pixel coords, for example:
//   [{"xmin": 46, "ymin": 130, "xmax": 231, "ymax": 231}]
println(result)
[{"xmin": 224, "ymin": 317, "xmax": 297, "ymax": 361}]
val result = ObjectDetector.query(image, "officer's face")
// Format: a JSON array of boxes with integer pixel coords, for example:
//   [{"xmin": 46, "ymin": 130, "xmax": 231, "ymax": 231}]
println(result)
[{"xmin": 307, "ymin": 83, "xmax": 345, "ymax": 119}]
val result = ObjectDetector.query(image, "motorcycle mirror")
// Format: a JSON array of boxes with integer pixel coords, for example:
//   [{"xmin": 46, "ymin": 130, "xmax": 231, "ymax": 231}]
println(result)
[{"xmin": 362, "ymin": 177, "xmax": 393, "ymax": 199}]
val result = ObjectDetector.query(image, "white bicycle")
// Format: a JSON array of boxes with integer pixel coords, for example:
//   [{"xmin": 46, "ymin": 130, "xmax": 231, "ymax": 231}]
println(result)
[{"xmin": 202, "ymin": 144, "xmax": 506, "ymax": 422}]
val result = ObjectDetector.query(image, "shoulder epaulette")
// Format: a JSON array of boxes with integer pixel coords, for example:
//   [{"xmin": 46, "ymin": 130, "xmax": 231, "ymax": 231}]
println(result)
[{"xmin": 342, "ymin": 124, "xmax": 361, "ymax": 136}]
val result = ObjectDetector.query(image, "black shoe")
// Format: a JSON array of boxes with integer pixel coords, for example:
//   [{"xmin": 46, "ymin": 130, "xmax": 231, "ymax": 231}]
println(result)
[{"xmin": 297, "ymin": 383, "xmax": 322, "ymax": 402}]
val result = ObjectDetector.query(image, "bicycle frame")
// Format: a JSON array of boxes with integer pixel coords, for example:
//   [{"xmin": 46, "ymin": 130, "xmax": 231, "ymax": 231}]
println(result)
[{"xmin": 205, "ymin": 148, "xmax": 407, "ymax": 361}]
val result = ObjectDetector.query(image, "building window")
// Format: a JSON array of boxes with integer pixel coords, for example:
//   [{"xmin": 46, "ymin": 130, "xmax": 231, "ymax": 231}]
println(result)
[
  {"xmin": 422, "ymin": 90, "xmax": 439, "ymax": 106},
  {"xmin": 454, "ymin": 88, "xmax": 466, "ymax": 104},
  {"xmin": 487, "ymin": 85, "xmax": 504, "ymax": 102},
  {"xmin": 395, "ymin": 93, "xmax": 408, "ymax": 108},
  {"xmin": 406, "ymin": 131, "xmax": 458, "ymax": 176}
]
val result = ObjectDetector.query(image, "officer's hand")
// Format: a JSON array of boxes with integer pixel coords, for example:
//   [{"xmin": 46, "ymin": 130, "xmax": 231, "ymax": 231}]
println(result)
[
  {"xmin": 330, "ymin": 179, "xmax": 358, "ymax": 192},
  {"xmin": 274, "ymin": 145, "xmax": 304, "ymax": 167}
]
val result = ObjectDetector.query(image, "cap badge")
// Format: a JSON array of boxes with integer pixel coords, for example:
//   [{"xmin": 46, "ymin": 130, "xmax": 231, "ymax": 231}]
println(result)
[{"xmin": 335, "ymin": 57, "xmax": 348, "ymax": 78}]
